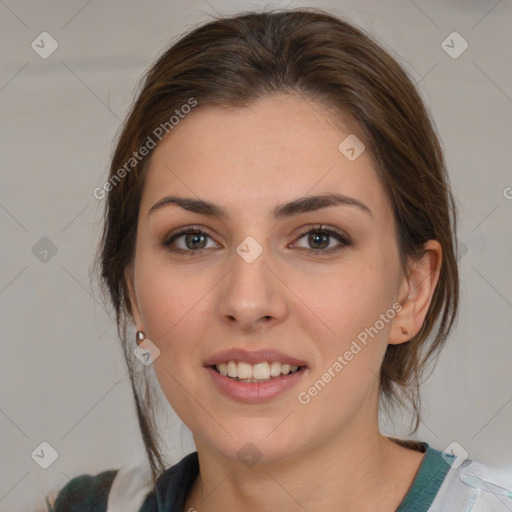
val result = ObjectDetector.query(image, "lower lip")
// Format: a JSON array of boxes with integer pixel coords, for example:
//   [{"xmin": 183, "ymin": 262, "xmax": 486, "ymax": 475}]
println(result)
[{"xmin": 205, "ymin": 366, "xmax": 307, "ymax": 403}]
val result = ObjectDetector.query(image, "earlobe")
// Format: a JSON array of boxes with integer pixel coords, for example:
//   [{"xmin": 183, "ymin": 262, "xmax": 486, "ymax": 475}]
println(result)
[{"xmin": 388, "ymin": 240, "xmax": 442, "ymax": 345}]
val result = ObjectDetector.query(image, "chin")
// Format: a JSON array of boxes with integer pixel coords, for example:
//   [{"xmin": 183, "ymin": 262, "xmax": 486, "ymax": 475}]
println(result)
[{"xmin": 202, "ymin": 425, "xmax": 302, "ymax": 466}]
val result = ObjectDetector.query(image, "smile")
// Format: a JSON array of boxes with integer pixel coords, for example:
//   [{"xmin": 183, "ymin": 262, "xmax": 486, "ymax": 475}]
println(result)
[
  {"xmin": 206, "ymin": 364, "xmax": 308, "ymax": 403},
  {"xmin": 204, "ymin": 348, "xmax": 309, "ymax": 402},
  {"xmin": 213, "ymin": 361, "xmax": 303, "ymax": 382}
]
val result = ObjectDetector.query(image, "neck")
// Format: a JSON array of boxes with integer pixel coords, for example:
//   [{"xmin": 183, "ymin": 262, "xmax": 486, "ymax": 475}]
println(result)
[{"xmin": 185, "ymin": 422, "xmax": 425, "ymax": 512}]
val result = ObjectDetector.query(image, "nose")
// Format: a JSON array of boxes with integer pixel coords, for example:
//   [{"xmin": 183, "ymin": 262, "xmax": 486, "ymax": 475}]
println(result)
[{"xmin": 217, "ymin": 240, "xmax": 288, "ymax": 333}]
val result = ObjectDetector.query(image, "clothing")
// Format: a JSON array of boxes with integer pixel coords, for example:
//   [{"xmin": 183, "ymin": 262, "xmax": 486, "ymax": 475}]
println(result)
[{"xmin": 46, "ymin": 442, "xmax": 512, "ymax": 511}]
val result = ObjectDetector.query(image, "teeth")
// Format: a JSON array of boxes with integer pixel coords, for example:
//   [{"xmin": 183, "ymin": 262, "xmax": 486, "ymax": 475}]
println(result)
[
  {"xmin": 237, "ymin": 362, "xmax": 253, "ymax": 379},
  {"xmin": 253, "ymin": 362, "xmax": 269, "ymax": 379},
  {"xmin": 227, "ymin": 361, "xmax": 237, "ymax": 377},
  {"xmin": 270, "ymin": 361, "xmax": 281, "ymax": 377},
  {"xmin": 215, "ymin": 361, "xmax": 301, "ymax": 380}
]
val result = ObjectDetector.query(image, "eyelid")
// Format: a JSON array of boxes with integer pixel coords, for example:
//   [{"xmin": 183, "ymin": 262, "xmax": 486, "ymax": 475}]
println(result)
[
  {"xmin": 162, "ymin": 224, "xmax": 215, "ymax": 243},
  {"xmin": 293, "ymin": 223, "xmax": 351, "ymax": 243},
  {"xmin": 162, "ymin": 223, "xmax": 349, "ymax": 241}
]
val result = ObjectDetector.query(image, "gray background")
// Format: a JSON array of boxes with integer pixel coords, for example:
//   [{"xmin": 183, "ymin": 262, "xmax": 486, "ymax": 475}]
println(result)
[{"xmin": 1, "ymin": 0, "xmax": 511, "ymax": 510}]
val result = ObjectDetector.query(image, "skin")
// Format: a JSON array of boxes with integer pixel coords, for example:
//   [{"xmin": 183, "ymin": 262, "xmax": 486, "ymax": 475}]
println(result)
[{"xmin": 126, "ymin": 92, "xmax": 442, "ymax": 512}]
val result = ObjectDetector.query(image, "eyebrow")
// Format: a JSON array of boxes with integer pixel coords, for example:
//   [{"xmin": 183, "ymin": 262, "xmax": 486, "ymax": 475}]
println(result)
[{"xmin": 148, "ymin": 193, "xmax": 372, "ymax": 219}]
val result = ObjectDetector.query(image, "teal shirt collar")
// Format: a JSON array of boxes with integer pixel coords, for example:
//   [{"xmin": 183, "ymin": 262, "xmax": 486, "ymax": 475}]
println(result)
[{"xmin": 396, "ymin": 442, "xmax": 453, "ymax": 511}]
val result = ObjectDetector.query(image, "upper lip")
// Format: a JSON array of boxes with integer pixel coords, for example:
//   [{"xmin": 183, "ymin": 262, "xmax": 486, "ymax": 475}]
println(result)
[{"xmin": 204, "ymin": 348, "xmax": 308, "ymax": 367}]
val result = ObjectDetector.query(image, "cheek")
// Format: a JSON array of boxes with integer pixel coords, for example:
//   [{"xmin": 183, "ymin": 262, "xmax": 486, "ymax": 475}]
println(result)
[
  {"xmin": 134, "ymin": 254, "xmax": 213, "ymax": 344},
  {"xmin": 133, "ymin": 261, "xmax": 215, "ymax": 422},
  {"xmin": 290, "ymin": 257, "xmax": 394, "ymax": 342},
  {"xmin": 294, "ymin": 271, "xmax": 395, "ymax": 421},
  {"xmin": 289, "ymin": 261, "xmax": 398, "ymax": 414}
]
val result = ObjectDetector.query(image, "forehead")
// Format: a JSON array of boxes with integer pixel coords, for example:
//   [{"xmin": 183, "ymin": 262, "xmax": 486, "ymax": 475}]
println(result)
[{"xmin": 140, "ymin": 93, "xmax": 391, "ymax": 221}]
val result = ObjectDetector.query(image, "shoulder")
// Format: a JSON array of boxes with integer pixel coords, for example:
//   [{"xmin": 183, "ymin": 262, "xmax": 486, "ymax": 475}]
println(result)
[
  {"xmin": 45, "ymin": 468, "xmax": 119, "ymax": 512},
  {"xmin": 429, "ymin": 454, "xmax": 512, "ymax": 511}
]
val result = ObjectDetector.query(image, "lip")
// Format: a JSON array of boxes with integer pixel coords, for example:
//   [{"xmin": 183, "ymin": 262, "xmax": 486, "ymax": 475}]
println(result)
[
  {"xmin": 203, "ymin": 348, "xmax": 308, "ymax": 367},
  {"xmin": 205, "ymin": 365, "xmax": 308, "ymax": 403}
]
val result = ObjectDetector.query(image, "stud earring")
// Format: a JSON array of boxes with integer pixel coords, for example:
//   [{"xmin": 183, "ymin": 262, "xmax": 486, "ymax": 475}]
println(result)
[
  {"xmin": 401, "ymin": 326, "xmax": 409, "ymax": 336},
  {"xmin": 136, "ymin": 331, "xmax": 145, "ymax": 346}
]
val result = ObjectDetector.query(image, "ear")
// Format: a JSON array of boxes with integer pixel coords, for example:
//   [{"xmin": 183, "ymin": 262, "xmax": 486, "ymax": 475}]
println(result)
[
  {"xmin": 388, "ymin": 240, "xmax": 442, "ymax": 345},
  {"xmin": 124, "ymin": 266, "xmax": 142, "ymax": 328}
]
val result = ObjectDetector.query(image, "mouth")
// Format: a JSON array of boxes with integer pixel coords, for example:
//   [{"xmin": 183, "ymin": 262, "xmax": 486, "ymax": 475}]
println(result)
[
  {"xmin": 209, "ymin": 361, "xmax": 306, "ymax": 383},
  {"xmin": 203, "ymin": 348, "xmax": 309, "ymax": 402}
]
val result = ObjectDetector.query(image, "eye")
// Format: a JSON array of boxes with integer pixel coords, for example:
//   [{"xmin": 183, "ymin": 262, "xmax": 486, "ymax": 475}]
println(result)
[
  {"xmin": 292, "ymin": 224, "xmax": 351, "ymax": 256},
  {"xmin": 161, "ymin": 224, "xmax": 351, "ymax": 257},
  {"xmin": 161, "ymin": 227, "xmax": 218, "ymax": 256}
]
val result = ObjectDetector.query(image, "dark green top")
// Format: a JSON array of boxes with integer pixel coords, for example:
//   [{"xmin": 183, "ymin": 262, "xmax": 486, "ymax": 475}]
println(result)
[{"xmin": 49, "ymin": 442, "xmax": 454, "ymax": 511}]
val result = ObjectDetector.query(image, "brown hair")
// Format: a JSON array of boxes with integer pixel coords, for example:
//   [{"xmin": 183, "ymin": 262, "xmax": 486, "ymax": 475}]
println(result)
[{"xmin": 93, "ymin": 7, "xmax": 460, "ymax": 485}]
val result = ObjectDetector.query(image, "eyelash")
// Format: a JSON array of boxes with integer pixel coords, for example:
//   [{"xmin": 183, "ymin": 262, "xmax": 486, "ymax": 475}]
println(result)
[{"xmin": 161, "ymin": 224, "xmax": 351, "ymax": 258}]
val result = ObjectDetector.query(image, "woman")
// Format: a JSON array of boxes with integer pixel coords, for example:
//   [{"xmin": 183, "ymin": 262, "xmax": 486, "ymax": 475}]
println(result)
[{"xmin": 44, "ymin": 7, "xmax": 512, "ymax": 512}]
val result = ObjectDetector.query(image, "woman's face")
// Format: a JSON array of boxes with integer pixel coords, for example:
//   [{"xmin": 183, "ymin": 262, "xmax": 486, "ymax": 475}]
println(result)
[{"xmin": 128, "ymin": 92, "xmax": 411, "ymax": 463}]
